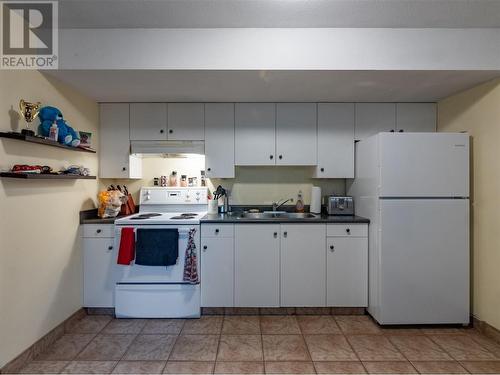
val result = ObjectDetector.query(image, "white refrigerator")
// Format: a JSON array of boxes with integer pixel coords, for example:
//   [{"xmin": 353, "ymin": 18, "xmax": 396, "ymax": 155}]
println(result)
[{"xmin": 348, "ymin": 132, "xmax": 470, "ymax": 325}]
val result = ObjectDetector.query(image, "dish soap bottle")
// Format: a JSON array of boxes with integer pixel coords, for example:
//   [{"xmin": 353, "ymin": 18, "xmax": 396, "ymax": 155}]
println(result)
[{"xmin": 295, "ymin": 190, "xmax": 305, "ymax": 213}]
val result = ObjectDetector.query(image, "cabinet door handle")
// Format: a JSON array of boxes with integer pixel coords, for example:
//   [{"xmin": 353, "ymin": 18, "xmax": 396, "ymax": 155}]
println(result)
[
  {"xmin": 169, "ymin": 129, "xmax": 173, "ymax": 134},
  {"xmin": 320, "ymin": 167, "xmax": 324, "ymax": 172},
  {"xmin": 108, "ymin": 246, "xmax": 113, "ymax": 251},
  {"xmin": 390, "ymin": 129, "xmax": 395, "ymax": 133},
  {"xmin": 273, "ymin": 232, "xmax": 277, "ymax": 238},
  {"xmin": 283, "ymin": 231, "xmax": 287, "ymax": 238},
  {"xmin": 160, "ymin": 129, "xmax": 164, "ymax": 134},
  {"xmin": 215, "ymin": 229, "xmax": 219, "ymax": 234},
  {"xmin": 96, "ymin": 229, "xmax": 102, "ymax": 234},
  {"xmin": 269, "ymin": 155, "xmax": 274, "ymax": 160},
  {"xmin": 279, "ymin": 155, "xmax": 283, "ymax": 160},
  {"xmin": 122, "ymin": 167, "xmax": 127, "ymax": 171},
  {"xmin": 399, "ymin": 129, "xmax": 404, "ymax": 133},
  {"xmin": 346, "ymin": 228, "xmax": 351, "ymax": 234},
  {"xmin": 329, "ymin": 245, "xmax": 335, "ymax": 252},
  {"xmin": 207, "ymin": 167, "xmax": 211, "ymax": 172},
  {"xmin": 203, "ymin": 245, "xmax": 208, "ymax": 251}
]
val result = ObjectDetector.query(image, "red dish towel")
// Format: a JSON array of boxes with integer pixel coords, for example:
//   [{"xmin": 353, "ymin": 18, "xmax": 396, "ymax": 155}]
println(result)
[{"xmin": 117, "ymin": 228, "xmax": 135, "ymax": 265}]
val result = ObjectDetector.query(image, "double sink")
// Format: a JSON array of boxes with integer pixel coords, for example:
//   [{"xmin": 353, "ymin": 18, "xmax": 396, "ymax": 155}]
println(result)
[{"xmin": 227, "ymin": 211, "xmax": 319, "ymax": 220}]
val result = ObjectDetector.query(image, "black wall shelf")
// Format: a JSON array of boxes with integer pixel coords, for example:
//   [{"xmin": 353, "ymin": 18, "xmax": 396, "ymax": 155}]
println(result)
[
  {"xmin": 0, "ymin": 172, "xmax": 96, "ymax": 180},
  {"xmin": 0, "ymin": 132, "xmax": 96, "ymax": 154}
]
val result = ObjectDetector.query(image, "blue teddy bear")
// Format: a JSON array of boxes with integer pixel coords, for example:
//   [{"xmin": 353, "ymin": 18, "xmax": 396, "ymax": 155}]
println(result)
[{"xmin": 38, "ymin": 106, "xmax": 80, "ymax": 147}]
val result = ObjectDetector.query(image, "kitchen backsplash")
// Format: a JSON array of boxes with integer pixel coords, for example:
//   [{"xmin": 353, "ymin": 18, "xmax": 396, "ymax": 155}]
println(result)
[{"xmin": 99, "ymin": 156, "xmax": 345, "ymax": 206}]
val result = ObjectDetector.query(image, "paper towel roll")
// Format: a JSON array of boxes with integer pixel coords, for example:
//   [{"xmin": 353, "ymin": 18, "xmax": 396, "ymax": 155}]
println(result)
[{"xmin": 310, "ymin": 186, "xmax": 322, "ymax": 214}]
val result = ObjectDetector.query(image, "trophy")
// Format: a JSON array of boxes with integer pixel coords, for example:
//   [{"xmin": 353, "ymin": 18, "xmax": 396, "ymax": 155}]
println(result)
[{"xmin": 19, "ymin": 99, "xmax": 41, "ymax": 136}]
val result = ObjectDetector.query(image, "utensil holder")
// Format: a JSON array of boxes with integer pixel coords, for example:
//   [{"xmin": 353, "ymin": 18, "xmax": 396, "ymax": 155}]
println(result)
[{"xmin": 208, "ymin": 200, "xmax": 218, "ymax": 214}]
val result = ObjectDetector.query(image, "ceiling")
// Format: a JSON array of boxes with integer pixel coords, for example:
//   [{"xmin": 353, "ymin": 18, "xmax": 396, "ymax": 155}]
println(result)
[
  {"xmin": 44, "ymin": 70, "xmax": 500, "ymax": 102},
  {"xmin": 59, "ymin": 0, "xmax": 500, "ymax": 29}
]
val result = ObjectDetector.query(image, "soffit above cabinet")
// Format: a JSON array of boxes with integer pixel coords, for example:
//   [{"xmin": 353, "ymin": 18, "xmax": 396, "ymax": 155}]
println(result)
[{"xmin": 45, "ymin": 70, "xmax": 500, "ymax": 103}]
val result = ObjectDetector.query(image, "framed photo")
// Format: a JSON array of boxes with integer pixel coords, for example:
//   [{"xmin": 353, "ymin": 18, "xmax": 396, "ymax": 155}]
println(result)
[{"xmin": 79, "ymin": 131, "xmax": 92, "ymax": 147}]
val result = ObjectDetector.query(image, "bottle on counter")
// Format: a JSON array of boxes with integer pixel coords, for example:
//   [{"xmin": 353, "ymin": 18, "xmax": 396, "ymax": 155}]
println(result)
[
  {"xmin": 295, "ymin": 190, "xmax": 305, "ymax": 213},
  {"xmin": 169, "ymin": 171, "xmax": 178, "ymax": 186}
]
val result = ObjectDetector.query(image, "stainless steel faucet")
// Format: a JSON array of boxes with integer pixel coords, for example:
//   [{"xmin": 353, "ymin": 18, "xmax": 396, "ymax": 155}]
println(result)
[{"xmin": 272, "ymin": 198, "xmax": 294, "ymax": 211}]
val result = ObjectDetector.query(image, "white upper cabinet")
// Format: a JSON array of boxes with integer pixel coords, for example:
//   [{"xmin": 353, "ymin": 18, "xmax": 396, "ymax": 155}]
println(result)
[
  {"xmin": 235, "ymin": 103, "xmax": 276, "ymax": 166},
  {"xmin": 314, "ymin": 103, "xmax": 355, "ymax": 178},
  {"xmin": 280, "ymin": 224, "xmax": 326, "ymax": 307},
  {"xmin": 396, "ymin": 103, "xmax": 436, "ymax": 133},
  {"xmin": 167, "ymin": 103, "xmax": 205, "ymax": 140},
  {"xmin": 130, "ymin": 103, "xmax": 167, "ymax": 140},
  {"xmin": 276, "ymin": 103, "xmax": 317, "ymax": 165},
  {"xmin": 204, "ymin": 103, "xmax": 235, "ymax": 178},
  {"xmin": 355, "ymin": 103, "xmax": 396, "ymax": 141},
  {"xmin": 99, "ymin": 103, "xmax": 142, "ymax": 179}
]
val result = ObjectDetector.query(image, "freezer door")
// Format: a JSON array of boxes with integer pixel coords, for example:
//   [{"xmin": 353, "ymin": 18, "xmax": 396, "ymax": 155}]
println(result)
[
  {"xmin": 379, "ymin": 133, "xmax": 469, "ymax": 197},
  {"xmin": 378, "ymin": 199, "xmax": 469, "ymax": 324}
]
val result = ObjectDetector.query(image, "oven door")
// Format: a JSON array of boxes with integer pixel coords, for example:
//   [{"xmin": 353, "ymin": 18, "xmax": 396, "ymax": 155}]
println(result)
[{"xmin": 114, "ymin": 224, "xmax": 200, "ymax": 284}]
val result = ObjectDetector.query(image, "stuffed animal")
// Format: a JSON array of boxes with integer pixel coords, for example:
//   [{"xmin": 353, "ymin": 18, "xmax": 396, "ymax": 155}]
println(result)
[{"xmin": 38, "ymin": 106, "xmax": 80, "ymax": 147}]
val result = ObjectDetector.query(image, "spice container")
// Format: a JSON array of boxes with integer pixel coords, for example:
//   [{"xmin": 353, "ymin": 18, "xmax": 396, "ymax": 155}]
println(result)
[
  {"xmin": 169, "ymin": 171, "xmax": 178, "ymax": 186},
  {"xmin": 200, "ymin": 170, "xmax": 206, "ymax": 186},
  {"xmin": 180, "ymin": 175, "xmax": 188, "ymax": 187}
]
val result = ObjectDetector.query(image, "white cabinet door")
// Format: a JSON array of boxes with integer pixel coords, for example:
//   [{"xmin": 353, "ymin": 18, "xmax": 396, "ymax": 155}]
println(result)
[
  {"xmin": 314, "ymin": 103, "xmax": 355, "ymax": 178},
  {"xmin": 201, "ymin": 237, "xmax": 234, "ymax": 307},
  {"xmin": 167, "ymin": 103, "xmax": 205, "ymax": 140},
  {"xmin": 355, "ymin": 103, "xmax": 396, "ymax": 141},
  {"xmin": 234, "ymin": 224, "xmax": 280, "ymax": 307},
  {"xmin": 396, "ymin": 103, "xmax": 436, "ymax": 133},
  {"xmin": 235, "ymin": 103, "xmax": 276, "ymax": 166},
  {"xmin": 280, "ymin": 224, "xmax": 326, "ymax": 307},
  {"xmin": 99, "ymin": 103, "xmax": 142, "ymax": 179},
  {"xmin": 205, "ymin": 103, "xmax": 235, "ymax": 178},
  {"xmin": 326, "ymin": 237, "xmax": 368, "ymax": 307},
  {"xmin": 276, "ymin": 103, "xmax": 317, "ymax": 165},
  {"xmin": 83, "ymin": 237, "xmax": 119, "ymax": 307},
  {"xmin": 130, "ymin": 103, "xmax": 167, "ymax": 140}
]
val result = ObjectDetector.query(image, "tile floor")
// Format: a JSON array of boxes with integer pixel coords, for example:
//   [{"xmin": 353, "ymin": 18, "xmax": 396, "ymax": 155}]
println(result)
[{"xmin": 17, "ymin": 314, "xmax": 500, "ymax": 374}]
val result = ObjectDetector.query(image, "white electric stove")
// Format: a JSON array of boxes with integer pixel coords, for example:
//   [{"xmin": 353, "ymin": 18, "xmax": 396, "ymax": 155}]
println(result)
[{"xmin": 114, "ymin": 187, "xmax": 207, "ymax": 318}]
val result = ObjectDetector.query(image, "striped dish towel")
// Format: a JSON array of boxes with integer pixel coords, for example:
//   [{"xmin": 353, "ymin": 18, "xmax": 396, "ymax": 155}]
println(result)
[{"xmin": 183, "ymin": 228, "xmax": 199, "ymax": 284}]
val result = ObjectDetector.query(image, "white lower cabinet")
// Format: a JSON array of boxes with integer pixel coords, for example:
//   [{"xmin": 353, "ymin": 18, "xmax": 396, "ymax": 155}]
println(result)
[
  {"xmin": 234, "ymin": 224, "xmax": 280, "ymax": 307},
  {"xmin": 200, "ymin": 222, "xmax": 368, "ymax": 308},
  {"xmin": 82, "ymin": 226, "xmax": 120, "ymax": 308},
  {"xmin": 201, "ymin": 235, "xmax": 234, "ymax": 307},
  {"xmin": 280, "ymin": 224, "xmax": 326, "ymax": 307},
  {"xmin": 326, "ymin": 229, "xmax": 368, "ymax": 307}
]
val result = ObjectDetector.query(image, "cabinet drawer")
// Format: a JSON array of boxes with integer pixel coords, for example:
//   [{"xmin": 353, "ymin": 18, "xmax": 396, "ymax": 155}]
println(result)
[
  {"xmin": 201, "ymin": 224, "xmax": 234, "ymax": 238},
  {"xmin": 327, "ymin": 224, "xmax": 367, "ymax": 237},
  {"xmin": 82, "ymin": 224, "xmax": 115, "ymax": 238}
]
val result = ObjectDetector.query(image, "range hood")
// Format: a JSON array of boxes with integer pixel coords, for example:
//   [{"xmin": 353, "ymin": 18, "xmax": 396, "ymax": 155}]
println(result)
[{"xmin": 131, "ymin": 140, "xmax": 205, "ymax": 156}]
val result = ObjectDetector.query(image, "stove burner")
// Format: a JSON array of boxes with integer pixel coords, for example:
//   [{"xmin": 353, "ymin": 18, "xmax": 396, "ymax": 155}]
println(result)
[
  {"xmin": 171, "ymin": 215, "xmax": 196, "ymax": 220},
  {"xmin": 180, "ymin": 213, "xmax": 198, "ymax": 216},
  {"xmin": 130, "ymin": 213, "xmax": 162, "ymax": 220}
]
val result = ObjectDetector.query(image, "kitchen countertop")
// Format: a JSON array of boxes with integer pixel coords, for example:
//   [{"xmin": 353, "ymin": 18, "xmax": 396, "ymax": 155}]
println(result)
[
  {"xmin": 80, "ymin": 209, "xmax": 133, "ymax": 224},
  {"xmin": 201, "ymin": 213, "xmax": 369, "ymax": 224}
]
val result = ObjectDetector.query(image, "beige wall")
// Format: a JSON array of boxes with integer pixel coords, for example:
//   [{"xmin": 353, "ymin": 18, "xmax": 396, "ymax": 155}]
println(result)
[
  {"xmin": 101, "ymin": 157, "xmax": 345, "ymax": 206},
  {"xmin": 0, "ymin": 71, "xmax": 99, "ymax": 367},
  {"xmin": 438, "ymin": 78, "xmax": 500, "ymax": 331}
]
